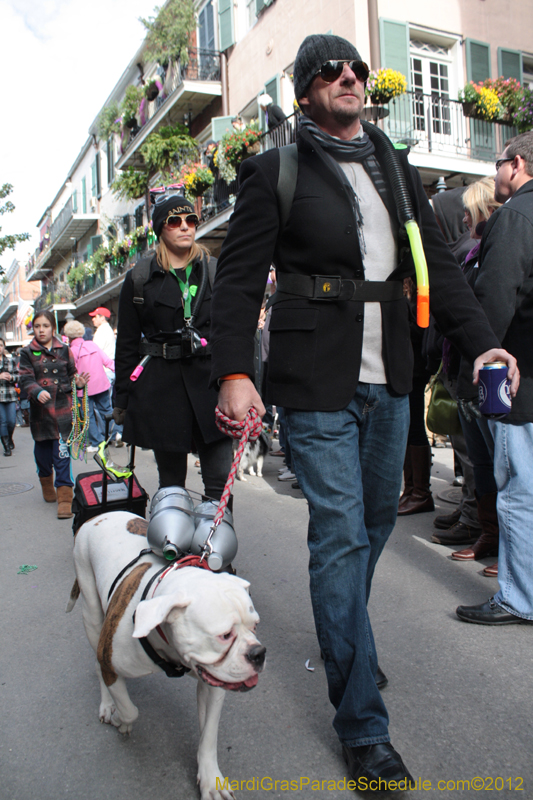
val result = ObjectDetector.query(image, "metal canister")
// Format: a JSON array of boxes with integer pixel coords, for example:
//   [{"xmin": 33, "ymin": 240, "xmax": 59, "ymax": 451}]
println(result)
[
  {"xmin": 478, "ymin": 361, "xmax": 512, "ymax": 417},
  {"xmin": 147, "ymin": 486, "xmax": 195, "ymax": 560},
  {"xmin": 191, "ymin": 500, "xmax": 238, "ymax": 572}
]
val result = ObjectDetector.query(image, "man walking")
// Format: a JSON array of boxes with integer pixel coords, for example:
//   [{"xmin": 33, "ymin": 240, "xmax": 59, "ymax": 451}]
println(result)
[
  {"xmin": 457, "ymin": 132, "xmax": 533, "ymax": 626},
  {"xmin": 210, "ymin": 34, "xmax": 518, "ymax": 784}
]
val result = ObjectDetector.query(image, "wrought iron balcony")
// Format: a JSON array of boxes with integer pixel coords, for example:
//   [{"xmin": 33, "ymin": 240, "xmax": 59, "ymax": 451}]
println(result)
[{"xmin": 117, "ymin": 48, "xmax": 222, "ymax": 170}]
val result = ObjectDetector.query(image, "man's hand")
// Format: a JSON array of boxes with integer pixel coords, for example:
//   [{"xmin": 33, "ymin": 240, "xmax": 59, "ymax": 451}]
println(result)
[
  {"xmin": 218, "ymin": 377, "xmax": 266, "ymax": 422},
  {"xmin": 112, "ymin": 407, "xmax": 126, "ymax": 426},
  {"xmin": 473, "ymin": 349, "xmax": 520, "ymax": 397}
]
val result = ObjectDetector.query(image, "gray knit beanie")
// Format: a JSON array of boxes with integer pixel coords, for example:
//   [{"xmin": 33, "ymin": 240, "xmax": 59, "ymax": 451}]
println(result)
[{"xmin": 293, "ymin": 34, "xmax": 362, "ymax": 101}]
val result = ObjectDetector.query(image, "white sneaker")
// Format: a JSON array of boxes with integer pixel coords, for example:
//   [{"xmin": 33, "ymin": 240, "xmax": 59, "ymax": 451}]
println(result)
[
  {"xmin": 115, "ymin": 433, "xmax": 124, "ymax": 448},
  {"xmin": 278, "ymin": 465, "xmax": 289, "ymax": 473},
  {"xmin": 278, "ymin": 470, "xmax": 296, "ymax": 482},
  {"xmin": 87, "ymin": 445, "xmax": 99, "ymax": 453}
]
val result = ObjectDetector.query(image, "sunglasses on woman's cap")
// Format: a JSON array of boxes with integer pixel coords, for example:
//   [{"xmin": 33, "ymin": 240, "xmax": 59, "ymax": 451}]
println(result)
[
  {"xmin": 316, "ymin": 59, "xmax": 370, "ymax": 84},
  {"xmin": 165, "ymin": 213, "xmax": 199, "ymax": 228}
]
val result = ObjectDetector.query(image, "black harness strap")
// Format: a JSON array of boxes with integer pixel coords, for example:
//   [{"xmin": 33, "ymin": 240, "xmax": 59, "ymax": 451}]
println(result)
[
  {"xmin": 275, "ymin": 272, "xmax": 404, "ymax": 302},
  {"xmin": 107, "ymin": 548, "xmax": 153, "ymax": 601},
  {"xmin": 132, "ymin": 563, "xmax": 191, "ymax": 678}
]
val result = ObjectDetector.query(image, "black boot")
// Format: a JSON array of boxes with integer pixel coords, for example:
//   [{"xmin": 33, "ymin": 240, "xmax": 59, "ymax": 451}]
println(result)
[
  {"xmin": 8, "ymin": 428, "xmax": 14, "ymax": 450},
  {"xmin": 1, "ymin": 435, "xmax": 12, "ymax": 457},
  {"xmin": 397, "ymin": 445, "xmax": 434, "ymax": 516}
]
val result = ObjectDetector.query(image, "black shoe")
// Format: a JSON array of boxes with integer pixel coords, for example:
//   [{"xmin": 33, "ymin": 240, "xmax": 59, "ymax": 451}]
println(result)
[
  {"xmin": 433, "ymin": 507, "xmax": 461, "ymax": 530},
  {"xmin": 342, "ymin": 742, "xmax": 413, "ymax": 786},
  {"xmin": 376, "ymin": 666, "xmax": 388, "ymax": 690},
  {"xmin": 431, "ymin": 520, "xmax": 479, "ymax": 545},
  {"xmin": 456, "ymin": 597, "xmax": 533, "ymax": 625},
  {"xmin": 291, "ymin": 481, "xmax": 301, "ymax": 490}
]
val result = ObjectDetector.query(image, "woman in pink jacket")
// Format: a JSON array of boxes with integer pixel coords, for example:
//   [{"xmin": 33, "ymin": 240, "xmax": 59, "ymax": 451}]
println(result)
[{"xmin": 63, "ymin": 320, "xmax": 115, "ymax": 450}]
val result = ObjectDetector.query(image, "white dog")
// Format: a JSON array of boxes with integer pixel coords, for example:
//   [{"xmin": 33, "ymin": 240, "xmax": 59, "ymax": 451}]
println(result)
[{"xmin": 69, "ymin": 511, "xmax": 265, "ymax": 800}]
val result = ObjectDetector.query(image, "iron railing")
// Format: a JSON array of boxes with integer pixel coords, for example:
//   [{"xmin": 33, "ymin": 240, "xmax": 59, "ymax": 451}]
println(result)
[
  {"xmin": 381, "ymin": 91, "xmax": 517, "ymax": 161},
  {"xmin": 123, "ymin": 48, "xmax": 221, "ymax": 151}
]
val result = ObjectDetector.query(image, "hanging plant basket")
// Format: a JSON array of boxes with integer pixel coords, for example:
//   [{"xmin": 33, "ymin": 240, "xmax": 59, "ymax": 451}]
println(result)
[
  {"xmin": 462, "ymin": 102, "xmax": 476, "ymax": 118},
  {"xmin": 370, "ymin": 94, "xmax": 390, "ymax": 106},
  {"xmin": 146, "ymin": 84, "xmax": 159, "ymax": 102}
]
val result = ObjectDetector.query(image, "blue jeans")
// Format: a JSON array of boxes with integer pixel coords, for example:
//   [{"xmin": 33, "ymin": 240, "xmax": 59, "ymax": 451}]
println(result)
[
  {"xmin": 286, "ymin": 384, "xmax": 409, "ymax": 746},
  {"xmin": 0, "ymin": 401, "xmax": 17, "ymax": 436},
  {"xmin": 88, "ymin": 391, "xmax": 113, "ymax": 445},
  {"xmin": 489, "ymin": 420, "xmax": 533, "ymax": 620},
  {"xmin": 34, "ymin": 439, "xmax": 73, "ymax": 487}
]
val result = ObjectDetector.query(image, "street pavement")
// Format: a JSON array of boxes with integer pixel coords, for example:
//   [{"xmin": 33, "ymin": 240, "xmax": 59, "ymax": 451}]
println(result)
[{"xmin": 1, "ymin": 427, "xmax": 532, "ymax": 800}]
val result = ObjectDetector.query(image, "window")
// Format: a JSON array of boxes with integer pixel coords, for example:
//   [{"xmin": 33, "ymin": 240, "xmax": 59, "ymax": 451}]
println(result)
[
  {"xmin": 135, "ymin": 204, "xmax": 144, "ymax": 227},
  {"xmin": 199, "ymin": 1, "xmax": 215, "ymax": 50},
  {"xmin": 81, "ymin": 177, "xmax": 87, "ymax": 213},
  {"xmin": 123, "ymin": 214, "xmax": 131, "ymax": 235}
]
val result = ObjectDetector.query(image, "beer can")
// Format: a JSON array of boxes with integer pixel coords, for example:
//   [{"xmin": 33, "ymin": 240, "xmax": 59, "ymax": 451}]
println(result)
[{"xmin": 478, "ymin": 361, "xmax": 511, "ymax": 417}]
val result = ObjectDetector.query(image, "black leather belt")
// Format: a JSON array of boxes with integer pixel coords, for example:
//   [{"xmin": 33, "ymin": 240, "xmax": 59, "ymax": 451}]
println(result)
[
  {"xmin": 276, "ymin": 273, "xmax": 404, "ymax": 302},
  {"xmin": 139, "ymin": 341, "xmax": 185, "ymax": 359}
]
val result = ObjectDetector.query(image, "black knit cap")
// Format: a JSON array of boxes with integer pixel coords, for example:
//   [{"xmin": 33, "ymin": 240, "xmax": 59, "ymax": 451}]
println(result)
[
  {"xmin": 293, "ymin": 34, "xmax": 362, "ymax": 101},
  {"xmin": 151, "ymin": 194, "xmax": 197, "ymax": 238}
]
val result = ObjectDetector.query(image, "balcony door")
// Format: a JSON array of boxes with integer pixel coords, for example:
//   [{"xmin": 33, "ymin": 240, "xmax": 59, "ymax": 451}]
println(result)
[{"xmin": 409, "ymin": 41, "xmax": 455, "ymax": 152}]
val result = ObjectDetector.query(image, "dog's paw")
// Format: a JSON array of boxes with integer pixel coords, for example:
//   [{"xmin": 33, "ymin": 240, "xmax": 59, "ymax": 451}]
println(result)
[
  {"xmin": 236, "ymin": 473, "xmax": 247, "ymax": 482},
  {"xmin": 198, "ymin": 772, "xmax": 235, "ymax": 800},
  {"xmin": 248, "ymin": 466, "xmax": 256, "ymax": 476},
  {"xmin": 110, "ymin": 711, "xmax": 133, "ymax": 735},
  {"xmin": 99, "ymin": 701, "xmax": 116, "ymax": 725},
  {"xmin": 256, "ymin": 469, "xmax": 263, "ymax": 477}
]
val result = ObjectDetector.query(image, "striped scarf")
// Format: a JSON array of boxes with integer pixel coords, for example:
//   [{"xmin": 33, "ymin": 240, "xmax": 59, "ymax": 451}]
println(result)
[{"xmin": 299, "ymin": 116, "xmax": 395, "ymax": 257}]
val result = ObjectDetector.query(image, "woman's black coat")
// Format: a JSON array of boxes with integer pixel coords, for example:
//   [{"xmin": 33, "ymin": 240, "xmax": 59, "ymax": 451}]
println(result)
[
  {"xmin": 210, "ymin": 127, "xmax": 500, "ymax": 411},
  {"xmin": 115, "ymin": 253, "xmax": 224, "ymax": 451}
]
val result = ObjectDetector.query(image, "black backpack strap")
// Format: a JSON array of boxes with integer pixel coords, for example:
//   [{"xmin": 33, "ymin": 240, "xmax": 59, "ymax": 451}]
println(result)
[
  {"xmin": 131, "ymin": 257, "xmax": 154, "ymax": 305},
  {"xmin": 276, "ymin": 143, "xmax": 298, "ymax": 233},
  {"xmin": 207, "ymin": 256, "xmax": 217, "ymax": 289}
]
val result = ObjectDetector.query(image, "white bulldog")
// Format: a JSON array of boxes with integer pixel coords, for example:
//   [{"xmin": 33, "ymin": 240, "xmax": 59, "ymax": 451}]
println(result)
[{"xmin": 69, "ymin": 511, "xmax": 265, "ymax": 800}]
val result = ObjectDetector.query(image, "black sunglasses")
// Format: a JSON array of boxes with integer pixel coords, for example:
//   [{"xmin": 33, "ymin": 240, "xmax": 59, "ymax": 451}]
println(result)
[
  {"xmin": 316, "ymin": 59, "xmax": 370, "ymax": 84},
  {"xmin": 165, "ymin": 214, "xmax": 199, "ymax": 228},
  {"xmin": 495, "ymin": 157, "xmax": 513, "ymax": 171}
]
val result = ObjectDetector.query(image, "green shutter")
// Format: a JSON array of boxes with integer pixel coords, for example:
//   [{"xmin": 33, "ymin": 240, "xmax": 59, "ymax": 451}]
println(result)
[
  {"xmin": 218, "ymin": 0, "xmax": 234, "ymax": 51},
  {"xmin": 91, "ymin": 162, "xmax": 97, "ymax": 199},
  {"xmin": 211, "ymin": 115, "xmax": 234, "ymax": 141},
  {"xmin": 86, "ymin": 242, "xmax": 93, "ymax": 259},
  {"xmin": 90, "ymin": 235, "xmax": 102, "ymax": 253},
  {"xmin": 379, "ymin": 19, "xmax": 410, "ymax": 141},
  {"xmin": 81, "ymin": 177, "xmax": 87, "ymax": 213},
  {"xmin": 72, "ymin": 190, "xmax": 78, "ymax": 213},
  {"xmin": 465, "ymin": 39, "xmax": 491, "ymax": 83},
  {"xmin": 498, "ymin": 48, "xmax": 522, "ymax": 82},
  {"xmin": 465, "ymin": 40, "xmax": 493, "ymax": 160},
  {"xmin": 255, "ymin": 0, "xmax": 265, "ymax": 15},
  {"xmin": 379, "ymin": 19, "xmax": 410, "ymax": 88},
  {"xmin": 264, "ymin": 75, "xmax": 280, "ymax": 106}
]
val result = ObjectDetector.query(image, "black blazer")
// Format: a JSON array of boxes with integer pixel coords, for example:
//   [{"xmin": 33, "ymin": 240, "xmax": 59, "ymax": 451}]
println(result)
[
  {"xmin": 457, "ymin": 180, "xmax": 533, "ymax": 422},
  {"xmin": 210, "ymin": 128, "xmax": 500, "ymax": 411}
]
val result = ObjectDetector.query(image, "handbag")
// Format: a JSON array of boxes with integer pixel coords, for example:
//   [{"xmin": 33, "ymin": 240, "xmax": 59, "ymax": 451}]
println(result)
[{"xmin": 426, "ymin": 365, "xmax": 463, "ymax": 436}]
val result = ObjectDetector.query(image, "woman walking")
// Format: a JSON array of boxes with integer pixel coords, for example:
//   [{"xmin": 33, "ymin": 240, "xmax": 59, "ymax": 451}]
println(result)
[
  {"xmin": 114, "ymin": 192, "xmax": 232, "ymax": 498},
  {"xmin": 19, "ymin": 311, "xmax": 89, "ymax": 518},
  {"xmin": 0, "ymin": 337, "xmax": 18, "ymax": 456}
]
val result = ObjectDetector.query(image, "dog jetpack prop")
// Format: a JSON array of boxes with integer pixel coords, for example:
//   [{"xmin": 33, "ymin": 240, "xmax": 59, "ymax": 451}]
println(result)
[{"xmin": 143, "ymin": 408, "xmax": 263, "ymax": 571}]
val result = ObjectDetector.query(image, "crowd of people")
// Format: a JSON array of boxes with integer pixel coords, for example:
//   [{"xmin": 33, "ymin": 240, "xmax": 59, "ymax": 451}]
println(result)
[{"xmin": 2, "ymin": 31, "xmax": 532, "ymax": 791}]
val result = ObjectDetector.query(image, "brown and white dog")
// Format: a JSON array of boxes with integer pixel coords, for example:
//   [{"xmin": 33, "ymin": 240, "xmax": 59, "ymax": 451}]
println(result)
[{"xmin": 69, "ymin": 511, "xmax": 265, "ymax": 800}]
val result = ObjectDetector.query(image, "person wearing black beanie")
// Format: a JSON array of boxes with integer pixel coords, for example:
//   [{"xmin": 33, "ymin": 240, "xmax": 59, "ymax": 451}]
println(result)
[
  {"xmin": 113, "ymin": 191, "xmax": 232, "ymax": 501},
  {"xmin": 209, "ymin": 31, "xmax": 516, "ymax": 788}
]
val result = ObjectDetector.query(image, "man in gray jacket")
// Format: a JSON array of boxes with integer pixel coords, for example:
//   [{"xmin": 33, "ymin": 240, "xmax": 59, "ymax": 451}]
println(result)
[{"xmin": 457, "ymin": 132, "xmax": 533, "ymax": 626}]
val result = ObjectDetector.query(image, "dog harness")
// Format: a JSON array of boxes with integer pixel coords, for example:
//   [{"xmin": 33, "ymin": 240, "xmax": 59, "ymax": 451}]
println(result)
[{"xmin": 107, "ymin": 552, "xmax": 211, "ymax": 678}]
